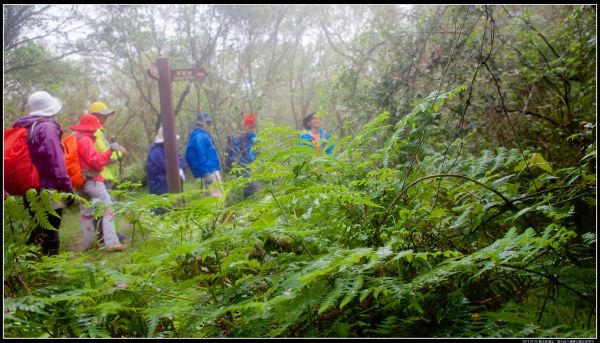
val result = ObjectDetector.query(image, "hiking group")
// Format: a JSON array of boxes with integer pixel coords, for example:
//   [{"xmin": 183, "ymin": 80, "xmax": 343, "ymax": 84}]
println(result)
[{"xmin": 4, "ymin": 90, "xmax": 335, "ymax": 257}]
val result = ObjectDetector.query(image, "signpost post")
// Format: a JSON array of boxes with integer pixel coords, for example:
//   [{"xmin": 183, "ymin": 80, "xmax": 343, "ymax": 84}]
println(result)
[{"xmin": 153, "ymin": 57, "xmax": 207, "ymax": 193}]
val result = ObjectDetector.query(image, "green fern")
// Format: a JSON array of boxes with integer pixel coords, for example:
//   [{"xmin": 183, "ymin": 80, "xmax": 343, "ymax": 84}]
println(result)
[
  {"xmin": 2, "ymin": 81, "xmax": 595, "ymax": 338},
  {"xmin": 317, "ymin": 274, "xmax": 364, "ymax": 315},
  {"xmin": 469, "ymin": 149, "xmax": 493, "ymax": 177},
  {"xmin": 339, "ymin": 274, "xmax": 363, "ymax": 310},
  {"xmin": 25, "ymin": 189, "xmax": 55, "ymax": 231}
]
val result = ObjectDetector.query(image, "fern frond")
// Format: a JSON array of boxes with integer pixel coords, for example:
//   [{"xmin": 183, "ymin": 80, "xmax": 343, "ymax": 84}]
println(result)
[
  {"xmin": 318, "ymin": 276, "xmax": 350, "ymax": 315},
  {"xmin": 506, "ymin": 148, "xmax": 526, "ymax": 168},
  {"xmin": 339, "ymin": 274, "xmax": 363, "ymax": 310},
  {"xmin": 25, "ymin": 189, "xmax": 59, "ymax": 231},
  {"xmin": 469, "ymin": 149, "xmax": 492, "ymax": 177},
  {"xmin": 383, "ymin": 113, "xmax": 412, "ymax": 168},
  {"xmin": 342, "ymin": 111, "xmax": 391, "ymax": 156},
  {"xmin": 491, "ymin": 147, "xmax": 509, "ymax": 172}
]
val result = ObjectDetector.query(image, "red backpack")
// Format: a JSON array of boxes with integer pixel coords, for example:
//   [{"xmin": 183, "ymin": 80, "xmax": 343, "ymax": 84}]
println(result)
[
  {"xmin": 61, "ymin": 135, "xmax": 85, "ymax": 189},
  {"xmin": 3, "ymin": 123, "xmax": 41, "ymax": 195}
]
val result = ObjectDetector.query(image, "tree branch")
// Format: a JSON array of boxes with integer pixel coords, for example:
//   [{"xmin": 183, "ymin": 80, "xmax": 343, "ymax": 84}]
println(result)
[
  {"xmin": 174, "ymin": 83, "xmax": 191, "ymax": 118},
  {"xmin": 504, "ymin": 108, "xmax": 561, "ymax": 128}
]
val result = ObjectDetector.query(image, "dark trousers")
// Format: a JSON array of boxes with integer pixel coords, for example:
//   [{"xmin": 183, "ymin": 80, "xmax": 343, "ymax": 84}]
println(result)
[
  {"xmin": 94, "ymin": 180, "xmax": 111, "ymax": 241},
  {"xmin": 242, "ymin": 170, "xmax": 260, "ymax": 198},
  {"xmin": 24, "ymin": 197, "xmax": 63, "ymax": 256},
  {"xmin": 243, "ymin": 181, "xmax": 259, "ymax": 198}
]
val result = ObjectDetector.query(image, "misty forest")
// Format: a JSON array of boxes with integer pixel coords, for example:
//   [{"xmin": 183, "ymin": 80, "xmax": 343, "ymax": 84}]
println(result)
[{"xmin": 3, "ymin": 4, "xmax": 596, "ymax": 338}]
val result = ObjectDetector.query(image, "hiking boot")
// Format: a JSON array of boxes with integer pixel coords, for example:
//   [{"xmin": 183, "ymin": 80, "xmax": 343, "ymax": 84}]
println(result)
[
  {"xmin": 43, "ymin": 239, "xmax": 60, "ymax": 256},
  {"xmin": 106, "ymin": 243, "xmax": 127, "ymax": 252}
]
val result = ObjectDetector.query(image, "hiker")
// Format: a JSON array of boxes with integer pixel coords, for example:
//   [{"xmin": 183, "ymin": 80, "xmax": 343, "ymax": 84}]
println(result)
[
  {"xmin": 226, "ymin": 113, "xmax": 260, "ymax": 198},
  {"xmin": 70, "ymin": 114, "xmax": 127, "ymax": 252},
  {"xmin": 87, "ymin": 101, "xmax": 126, "ymax": 190},
  {"xmin": 10, "ymin": 91, "xmax": 73, "ymax": 256},
  {"xmin": 185, "ymin": 112, "xmax": 223, "ymax": 197},
  {"xmin": 300, "ymin": 112, "xmax": 334, "ymax": 155},
  {"xmin": 146, "ymin": 127, "xmax": 186, "ymax": 214},
  {"xmin": 87, "ymin": 101, "xmax": 128, "ymax": 241}
]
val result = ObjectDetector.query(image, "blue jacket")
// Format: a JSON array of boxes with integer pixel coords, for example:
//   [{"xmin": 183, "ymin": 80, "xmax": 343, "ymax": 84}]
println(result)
[
  {"xmin": 226, "ymin": 132, "xmax": 256, "ymax": 169},
  {"xmin": 300, "ymin": 128, "xmax": 334, "ymax": 155},
  {"xmin": 146, "ymin": 142, "xmax": 186, "ymax": 195},
  {"xmin": 185, "ymin": 128, "xmax": 221, "ymax": 178}
]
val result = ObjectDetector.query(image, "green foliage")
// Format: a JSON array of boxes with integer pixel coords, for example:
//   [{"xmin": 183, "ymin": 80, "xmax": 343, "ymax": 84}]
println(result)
[
  {"xmin": 4, "ymin": 98, "xmax": 595, "ymax": 337},
  {"xmin": 3, "ymin": 5, "xmax": 596, "ymax": 339}
]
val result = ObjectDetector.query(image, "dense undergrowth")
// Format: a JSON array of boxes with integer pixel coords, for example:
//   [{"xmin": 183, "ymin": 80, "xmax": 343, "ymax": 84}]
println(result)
[{"xmin": 3, "ymin": 87, "xmax": 596, "ymax": 338}]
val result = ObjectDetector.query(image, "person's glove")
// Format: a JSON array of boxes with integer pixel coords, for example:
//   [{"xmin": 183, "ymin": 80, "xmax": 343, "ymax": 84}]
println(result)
[
  {"xmin": 213, "ymin": 171, "xmax": 222, "ymax": 182},
  {"xmin": 109, "ymin": 142, "xmax": 121, "ymax": 151},
  {"xmin": 179, "ymin": 168, "xmax": 186, "ymax": 182},
  {"xmin": 109, "ymin": 142, "xmax": 127, "ymax": 153}
]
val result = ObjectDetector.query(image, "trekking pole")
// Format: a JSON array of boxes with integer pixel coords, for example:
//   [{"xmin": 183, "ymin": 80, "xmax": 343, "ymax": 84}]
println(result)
[{"xmin": 110, "ymin": 137, "xmax": 123, "ymax": 180}]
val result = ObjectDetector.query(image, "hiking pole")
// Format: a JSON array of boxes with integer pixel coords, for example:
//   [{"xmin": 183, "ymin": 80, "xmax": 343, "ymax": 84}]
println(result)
[{"xmin": 110, "ymin": 137, "xmax": 123, "ymax": 180}]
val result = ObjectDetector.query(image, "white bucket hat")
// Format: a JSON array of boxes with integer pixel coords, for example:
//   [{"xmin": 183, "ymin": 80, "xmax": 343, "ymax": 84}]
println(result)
[
  {"xmin": 28, "ymin": 91, "xmax": 62, "ymax": 117},
  {"xmin": 154, "ymin": 127, "xmax": 179, "ymax": 143}
]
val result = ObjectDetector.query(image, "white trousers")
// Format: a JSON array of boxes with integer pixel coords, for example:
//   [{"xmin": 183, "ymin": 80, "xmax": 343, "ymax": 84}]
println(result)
[
  {"xmin": 78, "ymin": 180, "xmax": 120, "ymax": 248},
  {"xmin": 199, "ymin": 171, "xmax": 223, "ymax": 197}
]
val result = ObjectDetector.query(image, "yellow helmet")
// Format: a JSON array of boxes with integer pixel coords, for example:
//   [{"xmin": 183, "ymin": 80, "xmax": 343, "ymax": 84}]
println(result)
[{"xmin": 88, "ymin": 102, "xmax": 115, "ymax": 115}]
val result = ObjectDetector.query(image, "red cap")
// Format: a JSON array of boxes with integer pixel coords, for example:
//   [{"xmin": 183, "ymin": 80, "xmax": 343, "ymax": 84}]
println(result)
[
  {"xmin": 243, "ymin": 113, "xmax": 256, "ymax": 128},
  {"xmin": 71, "ymin": 114, "xmax": 103, "ymax": 132}
]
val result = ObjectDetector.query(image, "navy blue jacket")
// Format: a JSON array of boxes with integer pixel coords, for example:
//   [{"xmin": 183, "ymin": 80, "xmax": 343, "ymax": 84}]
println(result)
[
  {"xmin": 226, "ymin": 132, "xmax": 256, "ymax": 169},
  {"xmin": 146, "ymin": 142, "xmax": 186, "ymax": 195}
]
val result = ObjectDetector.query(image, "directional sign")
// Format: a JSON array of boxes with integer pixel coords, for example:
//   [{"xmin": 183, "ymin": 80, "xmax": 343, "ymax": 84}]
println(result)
[
  {"xmin": 171, "ymin": 68, "xmax": 207, "ymax": 81},
  {"xmin": 151, "ymin": 58, "xmax": 209, "ymax": 193}
]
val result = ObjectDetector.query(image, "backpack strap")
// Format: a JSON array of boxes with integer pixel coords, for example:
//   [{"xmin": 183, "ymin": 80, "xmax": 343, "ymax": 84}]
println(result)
[
  {"xmin": 27, "ymin": 121, "xmax": 38, "ymax": 144},
  {"xmin": 74, "ymin": 133, "xmax": 98, "ymax": 182}
]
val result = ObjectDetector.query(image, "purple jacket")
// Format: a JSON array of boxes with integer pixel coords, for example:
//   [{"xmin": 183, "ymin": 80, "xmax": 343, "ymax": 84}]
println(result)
[{"xmin": 12, "ymin": 115, "xmax": 72, "ymax": 192}]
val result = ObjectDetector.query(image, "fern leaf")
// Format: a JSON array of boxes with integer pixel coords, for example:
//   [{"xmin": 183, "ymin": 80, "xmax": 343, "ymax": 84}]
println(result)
[
  {"xmin": 491, "ymin": 146, "xmax": 508, "ymax": 172},
  {"xmin": 383, "ymin": 115, "xmax": 411, "ymax": 168},
  {"xmin": 469, "ymin": 150, "xmax": 492, "ymax": 177},
  {"xmin": 318, "ymin": 277, "xmax": 349, "ymax": 315},
  {"xmin": 505, "ymin": 148, "xmax": 525, "ymax": 168},
  {"xmin": 339, "ymin": 274, "xmax": 363, "ymax": 310}
]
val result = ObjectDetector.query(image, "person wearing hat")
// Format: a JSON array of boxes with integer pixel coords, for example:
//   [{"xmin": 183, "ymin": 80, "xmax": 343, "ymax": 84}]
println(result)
[
  {"xmin": 10, "ymin": 91, "xmax": 73, "ymax": 256},
  {"xmin": 87, "ymin": 101, "xmax": 129, "ymax": 241},
  {"xmin": 146, "ymin": 127, "xmax": 187, "ymax": 213},
  {"xmin": 71, "ymin": 114, "xmax": 127, "ymax": 252},
  {"xmin": 87, "ymin": 101, "xmax": 126, "ymax": 191},
  {"xmin": 226, "ymin": 113, "xmax": 260, "ymax": 198},
  {"xmin": 185, "ymin": 112, "xmax": 223, "ymax": 197},
  {"xmin": 300, "ymin": 112, "xmax": 334, "ymax": 155}
]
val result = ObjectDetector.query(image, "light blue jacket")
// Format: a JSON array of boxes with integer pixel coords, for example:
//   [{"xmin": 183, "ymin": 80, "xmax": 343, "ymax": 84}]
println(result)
[{"xmin": 300, "ymin": 128, "xmax": 334, "ymax": 155}]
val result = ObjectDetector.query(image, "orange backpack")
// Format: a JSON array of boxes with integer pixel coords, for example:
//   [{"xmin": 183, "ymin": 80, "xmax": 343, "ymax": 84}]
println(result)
[
  {"xmin": 62, "ymin": 135, "xmax": 85, "ymax": 189},
  {"xmin": 3, "ymin": 124, "xmax": 41, "ymax": 195}
]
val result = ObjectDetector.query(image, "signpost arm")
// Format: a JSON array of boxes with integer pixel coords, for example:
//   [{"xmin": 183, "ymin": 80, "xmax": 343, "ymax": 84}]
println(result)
[{"xmin": 156, "ymin": 57, "xmax": 182, "ymax": 193}]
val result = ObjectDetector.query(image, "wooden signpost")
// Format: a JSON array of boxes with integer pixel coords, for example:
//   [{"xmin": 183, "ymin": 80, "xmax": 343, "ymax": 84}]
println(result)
[{"xmin": 151, "ymin": 57, "xmax": 207, "ymax": 193}]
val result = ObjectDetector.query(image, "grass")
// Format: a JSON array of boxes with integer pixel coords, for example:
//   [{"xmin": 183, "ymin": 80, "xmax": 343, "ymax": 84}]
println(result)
[
  {"xmin": 59, "ymin": 205, "xmax": 86, "ymax": 251},
  {"xmin": 58, "ymin": 205, "xmax": 134, "ymax": 256},
  {"xmin": 57, "ymin": 176, "xmax": 209, "ymax": 256},
  {"xmin": 57, "ymin": 182, "xmax": 149, "ymax": 257}
]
